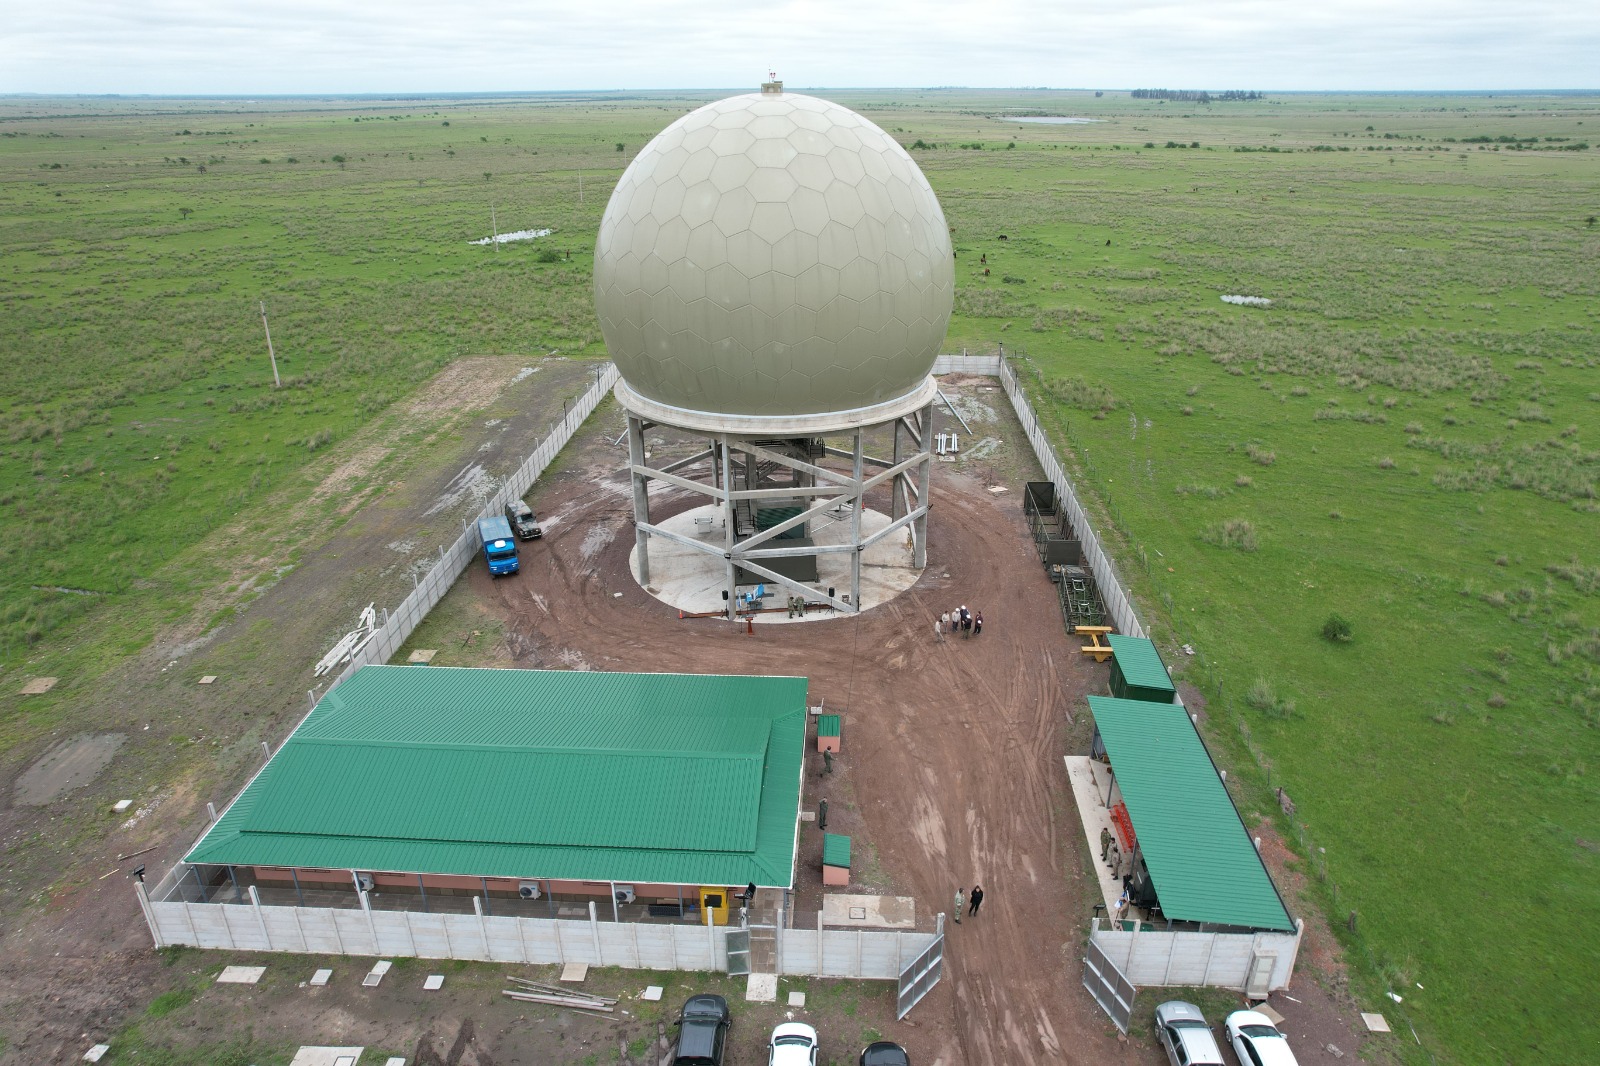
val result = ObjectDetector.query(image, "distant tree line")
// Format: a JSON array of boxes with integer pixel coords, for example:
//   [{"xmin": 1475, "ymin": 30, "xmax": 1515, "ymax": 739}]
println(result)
[{"xmin": 1131, "ymin": 89, "xmax": 1262, "ymax": 102}]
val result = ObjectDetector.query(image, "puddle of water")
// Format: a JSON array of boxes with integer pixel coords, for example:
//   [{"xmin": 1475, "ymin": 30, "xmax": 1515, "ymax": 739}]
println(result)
[
  {"xmin": 1221, "ymin": 294, "xmax": 1272, "ymax": 307},
  {"xmin": 424, "ymin": 462, "xmax": 496, "ymax": 517},
  {"xmin": 1006, "ymin": 116, "xmax": 1102, "ymax": 125},
  {"xmin": 469, "ymin": 228, "xmax": 552, "ymax": 246}
]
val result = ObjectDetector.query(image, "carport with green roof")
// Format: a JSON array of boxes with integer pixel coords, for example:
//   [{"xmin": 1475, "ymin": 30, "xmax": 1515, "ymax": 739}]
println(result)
[
  {"xmin": 1087, "ymin": 695, "xmax": 1293, "ymax": 932},
  {"xmin": 178, "ymin": 665, "xmax": 808, "ymax": 920}
]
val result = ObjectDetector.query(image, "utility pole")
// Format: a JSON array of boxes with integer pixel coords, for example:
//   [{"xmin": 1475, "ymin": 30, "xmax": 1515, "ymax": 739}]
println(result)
[
  {"xmin": 578, "ymin": 173, "xmax": 583, "ymax": 206},
  {"xmin": 490, "ymin": 202, "xmax": 499, "ymax": 252},
  {"xmin": 259, "ymin": 301, "xmax": 281, "ymax": 388}
]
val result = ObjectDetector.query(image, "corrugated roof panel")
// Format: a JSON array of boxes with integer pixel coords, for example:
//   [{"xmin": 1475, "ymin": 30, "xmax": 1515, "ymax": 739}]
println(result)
[
  {"xmin": 1089, "ymin": 696, "xmax": 1292, "ymax": 931},
  {"xmin": 1106, "ymin": 635, "xmax": 1176, "ymax": 694},
  {"xmin": 187, "ymin": 666, "xmax": 808, "ymax": 887}
]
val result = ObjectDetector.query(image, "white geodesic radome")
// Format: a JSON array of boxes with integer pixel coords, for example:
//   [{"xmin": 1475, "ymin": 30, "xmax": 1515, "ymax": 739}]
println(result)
[{"xmin": 594, "ymin": 91, "xmax": 954, "ymax": 428}]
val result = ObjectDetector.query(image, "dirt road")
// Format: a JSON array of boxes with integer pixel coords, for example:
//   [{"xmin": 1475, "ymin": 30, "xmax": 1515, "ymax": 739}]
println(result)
[{"xmin": 476, "ymin": 429, "xmax": 1130, "ymax": 1064}]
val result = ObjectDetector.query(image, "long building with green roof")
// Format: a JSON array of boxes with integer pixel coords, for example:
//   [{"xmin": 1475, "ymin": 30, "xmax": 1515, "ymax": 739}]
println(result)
[
  {"xmin": 185, "ymin": 665, "xmax": 808, "ymax": 898},
  {"xmin": 1088, "ymin": 695, "xmax": 1293, "ymax": 932}
]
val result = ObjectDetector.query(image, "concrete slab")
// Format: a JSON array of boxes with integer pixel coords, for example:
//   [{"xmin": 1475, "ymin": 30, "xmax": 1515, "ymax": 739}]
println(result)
[
  {"xmin": 629, "ymin": 505, "xmax": 921, "ymax": 621},
  {"xmin": 289, "ymin": 1049, "xmax": 365, "ymax": 1066},
  {"xmin": 820, "ymin": 893, "xmax": 916, "ymax": 929},
  {"xmin": 111, "ymin": 800, "xmax": 133, "ymax": 813},
  {"xmin": 1361, "ymin": 1012, "xmax": 1391, "ymax": 1033},
  {"xmin": 423, "ymin": 974, "xmax": 444, "ymax": 990},
  {"xmin": 787, "ymin": 991, "xmax": 807, "ymax": 1007},
  {"xmin": 745, "ymin": 972, "xmax": 778, "ymax": 1002},
  {"xmin": 1255, "ymin": 1004, "xmax": 1286, "ymax": 1025},
  {"xmin": 83, "ymin": 1046, "xmax": 110, "ymax": 1062},
  {"xmin": 384, "ymin": 1059, "xmax": 407, "ymax": 1066},
  {"xmin": 198, "ymin": 675, "xmax": 218, "ymax": 685},
  {"xmin": 641, "ymin": 985, "xmax": 664, "ymax": 1001},
  {"xmin": 1064, "ymin": 755, "xmax": 1135, "ymax": 919},
  {"xmin": 309, "ymin": 968, "xmax": 332, "ymax": 986},
  {"xmin": 560, "ymin": 961, "xmax": 589, "ymax": 983},
  {"xmin": 407, "ymin": 649, "xmax": 438, "ymax": 664},
  {"xmin": 13, "ymin": 732, "xmax": 126, "ymax": 806},
  {"xmin": 361, "ymin": 960, "xmax": 391, "ymax": 987},
  {"xmin": 20, "ymin": 676, "xmax": 58, "ymax": 695},
  {"xmin": 216, "ymin": 965, "xmax": 266, "ymax": 984}
]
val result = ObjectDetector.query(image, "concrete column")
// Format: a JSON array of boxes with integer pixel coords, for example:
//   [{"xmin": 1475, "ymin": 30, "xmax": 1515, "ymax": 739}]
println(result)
[
  {"xmin": 850, "ymin": 431, "xmax": 864, "ymax": 609},
  {"xmin": 627, "ymin": 415, "xmax": 651, "ymax": 586},
  {"xmin": 891, "ymin": 418, "xmax": 906, "ymax": 521},
  {"xmin": 134, "ymin": 882, "xmax": 162, "ymax": 948},
  {"xmin": 913, "ymin": 402, "xmax": 934, "ymax": 569},
  {"xmin": 721, "ymin": 439, "xmax": 738, "ymax": 612}
]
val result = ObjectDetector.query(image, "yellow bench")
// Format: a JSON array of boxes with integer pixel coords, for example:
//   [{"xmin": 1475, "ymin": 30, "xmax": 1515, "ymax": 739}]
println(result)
[{"xmin": 1076, "ymin": 625, "xmax": 1115, "ymax": 662}]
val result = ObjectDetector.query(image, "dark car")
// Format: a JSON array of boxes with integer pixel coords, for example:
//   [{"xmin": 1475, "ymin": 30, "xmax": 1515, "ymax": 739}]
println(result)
[
  {"xmin": 860, "ymin": 1041, "xmax": 910, "ymax": 1066},
  {"xmin": 672, "ymin": 994, "xmax": 731, "ymax": 1065},
  {"xmin": 505, "ymin": 498, "xmax": 542, "ymax": 540}
]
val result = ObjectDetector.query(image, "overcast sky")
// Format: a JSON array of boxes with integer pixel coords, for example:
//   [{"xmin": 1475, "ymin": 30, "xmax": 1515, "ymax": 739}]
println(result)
[{"xmin": 4, "ymin": 1, "xmax": 1597, "ymax": 95}]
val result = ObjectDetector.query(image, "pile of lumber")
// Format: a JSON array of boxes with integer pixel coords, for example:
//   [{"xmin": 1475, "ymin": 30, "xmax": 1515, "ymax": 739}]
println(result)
[{"xmin": 501, "ymin": 976, "xmax": 617, "ymax": 1016}]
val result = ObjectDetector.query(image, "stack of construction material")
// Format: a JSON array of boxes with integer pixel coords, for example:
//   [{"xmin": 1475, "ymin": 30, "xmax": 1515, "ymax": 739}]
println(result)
[{"xmin": 501, "ymin": 976, "xmax": 616, "ymax": 1016}]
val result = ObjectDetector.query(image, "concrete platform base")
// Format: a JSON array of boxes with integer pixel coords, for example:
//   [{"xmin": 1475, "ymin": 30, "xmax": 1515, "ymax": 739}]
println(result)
[
  {"xmin": 630, "ymin": 504, "xmax": 922, "ymax": 623},
  {"xmin": 1065, "ymin": 755, "xmax": 1153, "ymax": 923},
  {"xmin": 745, "ymin": 972, "xmax": 778, "ymax": 1002},
  {"xmin": 821, "ymin": 893, "xmax": 916, "ymax": 929}
]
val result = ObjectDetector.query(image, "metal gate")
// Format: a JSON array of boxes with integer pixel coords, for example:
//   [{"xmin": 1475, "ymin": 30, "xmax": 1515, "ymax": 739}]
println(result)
[
  {"xmin": 1083, "ymin": 938, "xmax": 1136, "ymax": 1033},
  {"xmin": 725, "ymin": 929, "xmax": 751, "ymax": 976},
  {"xmin": 895, "ymin": 932, "xmax": 944, "ymax": 1019}
]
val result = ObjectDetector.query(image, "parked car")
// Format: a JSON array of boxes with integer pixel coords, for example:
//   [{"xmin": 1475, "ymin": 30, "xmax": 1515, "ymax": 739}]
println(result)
[
  {"xmin": 1225, "ymin": 1009, "xmax": 1300, "ymax": 1066},
  {"xmin": 859, "ymin": 1040, "xmax": 910, "ymax": 1066},
  {"xmin": 1154, "ymin": 1001, "xmax": 1224, "ymax": 1066},
  {"xmin": 768, "ymin": 1022, "xmax": 819, "ymax": 1066},
  {"xmin": 505, "ymin": 498, "xmax": 542, "ymax": 540},
  {"xmin": 671, "ymin": 994, "xmax": 730, "ymax": 1066}
]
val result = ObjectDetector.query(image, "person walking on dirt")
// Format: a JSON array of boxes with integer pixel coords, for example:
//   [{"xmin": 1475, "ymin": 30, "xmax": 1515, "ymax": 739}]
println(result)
[
  {"xmin": 941, "ymin": 610, "xmax": 951, "ymax": 635},
  {"xmin": 974, "ymin": 611, "xmax": 983, "ymax": 636},
  {"xmin": 968, "ymin": 884, "xmax": 984, "ymax": 917},
  {"xmin": 934, "ymin": 617, "xmax": 944, "ymax": 642},
  {"xmin": 962, "ymin": 611, "xmax": 973, "ymax": 638},
  {"xmin": 952, "ymin": 888, "xmax": 964, "ymax": 924}
]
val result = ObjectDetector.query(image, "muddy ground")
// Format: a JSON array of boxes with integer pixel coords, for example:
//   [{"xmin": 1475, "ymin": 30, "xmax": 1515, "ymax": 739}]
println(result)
[{"xmin": 0, "ymin": 369, "xmax": 1379, "ymax": 1065}]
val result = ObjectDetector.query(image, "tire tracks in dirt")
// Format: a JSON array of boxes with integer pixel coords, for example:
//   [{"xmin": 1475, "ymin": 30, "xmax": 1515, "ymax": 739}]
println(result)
[{"xmin": 484, "ymin": 459, "xmax": 1128, "ymax": 1065}]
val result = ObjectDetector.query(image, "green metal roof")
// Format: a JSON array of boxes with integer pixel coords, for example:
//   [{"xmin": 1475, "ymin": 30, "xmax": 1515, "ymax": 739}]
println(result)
[
  {"xmin": 186, "ymin": 665, "xmax": 808, "ymax": 888},
  {"xmin": 1107, "ymin": 635, "xmax": 1176, "ymax": 694},
  {"xmin": 822, "ymin": 833, "xmax": 851, "ymax": 868},
  {"xmin": 817, "ymin": 714, "xmax": 841, "ymax": 737},
  {"xmin": 1088, "ymin": 696, "xmax": 1293, "ymax": 931}
]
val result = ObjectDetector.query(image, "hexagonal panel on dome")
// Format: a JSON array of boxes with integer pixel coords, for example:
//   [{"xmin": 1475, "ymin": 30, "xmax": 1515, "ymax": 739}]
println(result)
[{"xmin": 594, "ymin": 90, "xmax": 953, "ymax": 420}]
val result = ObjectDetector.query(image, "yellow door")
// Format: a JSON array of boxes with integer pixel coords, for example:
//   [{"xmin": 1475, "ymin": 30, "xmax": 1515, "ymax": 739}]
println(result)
[{"xmin": 698, "ymin": 886, "xmax": 729, "ymax": 925}]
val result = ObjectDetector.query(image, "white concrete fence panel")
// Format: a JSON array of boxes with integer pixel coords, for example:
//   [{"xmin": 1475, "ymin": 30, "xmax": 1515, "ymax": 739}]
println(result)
[
  {"xmin": 144, "ymin": 894, "xmax": 934, "ymax": 979},
  {"xmin": 1089, "ymin": 922, "xmax": 1302, "ymax": 992}
]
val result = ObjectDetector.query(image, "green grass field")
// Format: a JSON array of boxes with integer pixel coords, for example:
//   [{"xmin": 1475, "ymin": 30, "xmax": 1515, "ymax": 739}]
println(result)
[{"xmin": 3, "ymin": 89, "xmax": 1597, "ymax": 1064}]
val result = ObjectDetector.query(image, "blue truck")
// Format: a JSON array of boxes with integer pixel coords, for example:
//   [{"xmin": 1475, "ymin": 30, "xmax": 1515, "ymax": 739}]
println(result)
[{"xmin": 477, "ymin": 515, "xmax": 520, "ymax": 576}]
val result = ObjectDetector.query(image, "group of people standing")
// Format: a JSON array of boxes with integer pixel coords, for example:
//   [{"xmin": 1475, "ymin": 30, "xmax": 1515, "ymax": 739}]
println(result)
[{"xmin": 934, "ymin": 605, "xmax": 982, "ymax": 642}]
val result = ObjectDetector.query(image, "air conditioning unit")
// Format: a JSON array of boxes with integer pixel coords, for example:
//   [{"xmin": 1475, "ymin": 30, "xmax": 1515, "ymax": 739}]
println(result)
[
  {"xmin": 518, "ymin": 882, "xmax": 541, "ymax": 900},
  {"xmin": 356, "ymin": 874, "xmax": 375, "ymax": 893},
  {"xmin": 614, "ymin": 885, "xmax": 636, "ymax": 905}
]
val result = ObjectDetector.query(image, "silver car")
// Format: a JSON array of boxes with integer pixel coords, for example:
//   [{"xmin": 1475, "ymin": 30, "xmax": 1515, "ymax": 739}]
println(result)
[{"xmin": 1154, "ymin": 1001, "xmax": 1225, "ymax": 1066}]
